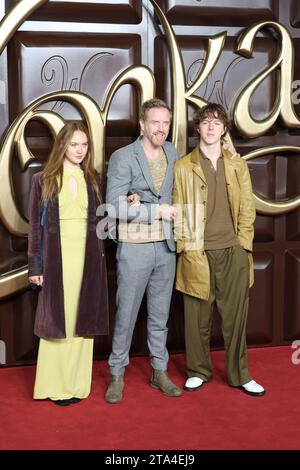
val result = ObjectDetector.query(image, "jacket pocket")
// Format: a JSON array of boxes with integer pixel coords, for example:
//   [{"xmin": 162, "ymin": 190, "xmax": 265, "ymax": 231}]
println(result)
[{"xmin": 176, "ymin": 250, "xmax": 210, "ymax": 300}]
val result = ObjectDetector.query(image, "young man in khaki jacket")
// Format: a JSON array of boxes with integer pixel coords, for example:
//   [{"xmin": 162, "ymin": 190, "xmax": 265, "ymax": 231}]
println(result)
[{"xmin": 173, "ymin": 103, "xmax": 265, "ymax": 397}]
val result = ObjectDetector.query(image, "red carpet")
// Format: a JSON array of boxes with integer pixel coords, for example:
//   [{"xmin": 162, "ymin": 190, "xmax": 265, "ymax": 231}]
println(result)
[{"xmin": 0, "ymin": 346, "xmax": 299, "ymax": 450}]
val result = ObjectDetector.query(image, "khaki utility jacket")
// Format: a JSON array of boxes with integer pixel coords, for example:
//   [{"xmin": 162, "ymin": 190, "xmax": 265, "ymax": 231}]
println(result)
[{"xmin": 173, "ymin": 147, "xmax": 255, "ymax": 300}]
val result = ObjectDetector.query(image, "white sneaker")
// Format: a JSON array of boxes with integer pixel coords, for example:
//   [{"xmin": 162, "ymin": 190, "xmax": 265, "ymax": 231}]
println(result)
[
  {"xmin": 241, "ymin": 380, "xmax": 265, "ymax": 397},
  {"xmin": 184, "ymin": 377, "xmax": 204, "ymax": 392}
]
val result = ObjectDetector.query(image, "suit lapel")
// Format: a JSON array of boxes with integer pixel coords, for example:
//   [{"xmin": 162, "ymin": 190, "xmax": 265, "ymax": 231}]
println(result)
[
  {"xmin": 159, "ymin": 142, "xmax": 172, "ymax": 196},
  {"xmin": 134, "ymin": 138, "xmax": 157, "ymax": 195}
]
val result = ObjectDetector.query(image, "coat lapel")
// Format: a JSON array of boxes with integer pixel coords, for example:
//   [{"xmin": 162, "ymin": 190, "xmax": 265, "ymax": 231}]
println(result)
[
  {"xmin": 223, "ymin": 149, "xmax": 236, "ymax": 194},
  {"xmin": 85, "ymin": 175, "xmax": 95, "ymax": 220},
  {"xmin": 191, "ymin": 147, "xmax": 207, "ymax": 184},
  {"xmin": 223, "ymin": 149, "xmax": 238, "ymax": 229}
]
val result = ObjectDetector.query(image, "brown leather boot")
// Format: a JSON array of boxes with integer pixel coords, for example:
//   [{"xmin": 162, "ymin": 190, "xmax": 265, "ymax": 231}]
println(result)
[
  {"xmin": 150, "ymin": 370, "xmax": 182, "ymax": 397},
  {"xmin": 104, "ymin": 374, "xmax": 124, "ymax": 404}
]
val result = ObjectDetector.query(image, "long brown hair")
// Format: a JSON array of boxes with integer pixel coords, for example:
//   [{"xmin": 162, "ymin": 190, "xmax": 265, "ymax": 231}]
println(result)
[{"xmin": 41, "ymin": 121, "xmax": 101, "ymax": 203}]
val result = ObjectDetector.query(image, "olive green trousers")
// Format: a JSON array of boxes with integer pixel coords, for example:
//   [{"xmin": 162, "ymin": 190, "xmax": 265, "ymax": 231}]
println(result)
[{"xmin": 183, "ymin": 245, "xmax": 252, "ymax": 387}]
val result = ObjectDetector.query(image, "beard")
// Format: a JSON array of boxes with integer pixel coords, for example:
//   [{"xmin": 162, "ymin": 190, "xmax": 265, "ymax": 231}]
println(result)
[{"xmin": 150, "ymin": 133, "xmax": 166, "ymax": 146}]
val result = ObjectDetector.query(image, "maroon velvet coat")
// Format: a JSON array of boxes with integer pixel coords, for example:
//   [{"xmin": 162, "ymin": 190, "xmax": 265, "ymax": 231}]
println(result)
[{"xmin": 28, "ymin": 172, "xmax": 109, "ymax": 339}]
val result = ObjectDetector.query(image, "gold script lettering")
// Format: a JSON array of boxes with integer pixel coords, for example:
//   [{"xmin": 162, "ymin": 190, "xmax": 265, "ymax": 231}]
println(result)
[
  {"xmin": 234, "ymin": 21, "xmax": 300, "ymax": 137},
  {"xmin": 150, "ymin": 0, "xmax": 227, "ymax": 156},
  {"xmin": 0, "ymin": 0, "xmax": 48, "ymax": 55},
  {"xmin": 1, "ymin": 2, "xmax": 300, "ymax": 298},
  {"xmin": 243, "ymin": 146, "xmax": 300, "ymax": 214}
]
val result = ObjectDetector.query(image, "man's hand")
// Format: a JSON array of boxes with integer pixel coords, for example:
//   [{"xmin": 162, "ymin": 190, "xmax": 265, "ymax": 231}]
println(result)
[
  {"xmin": 29, "ymin": 275, "xmax": 44, "ymax": 286},
  {"xmin": 127, "ymin": 193, "xmax": 141, "ymax": 206},
  {"xmin": 159, "ymin": 204, "xmax": 177, "ymax": 221},
  {"xmin": 222, "ymin": 141, "xmax": 240, "ymax": 158}
]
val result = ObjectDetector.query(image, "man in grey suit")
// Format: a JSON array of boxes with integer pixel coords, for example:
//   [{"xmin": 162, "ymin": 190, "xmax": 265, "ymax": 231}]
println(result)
[{"xmin": 105, "ymin": 98, "xmax": 182, "ymax": 403}]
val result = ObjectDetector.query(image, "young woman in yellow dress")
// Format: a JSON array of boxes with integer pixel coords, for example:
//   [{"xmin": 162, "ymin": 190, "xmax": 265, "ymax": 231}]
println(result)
[{"xmin": 28, "ymin": 121, "xmax": 109, "ymax": 406}]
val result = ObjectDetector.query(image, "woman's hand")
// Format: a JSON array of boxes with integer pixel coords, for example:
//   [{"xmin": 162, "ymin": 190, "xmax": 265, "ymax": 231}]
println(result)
[{"xmin": 29, "ymin": 275, "xmax": 44, "ymax": 287}]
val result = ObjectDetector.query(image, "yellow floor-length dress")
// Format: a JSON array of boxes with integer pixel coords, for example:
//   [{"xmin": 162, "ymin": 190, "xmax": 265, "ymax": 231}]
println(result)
[{"xmin": 34, "ymin": 166, "xmax": 94, "ymax": 400}]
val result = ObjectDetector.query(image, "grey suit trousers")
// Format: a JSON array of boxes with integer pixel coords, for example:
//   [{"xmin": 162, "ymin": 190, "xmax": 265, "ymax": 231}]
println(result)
[{"xmin": 109, "ymin": 241, "xmax": 176, "ymax": 375}]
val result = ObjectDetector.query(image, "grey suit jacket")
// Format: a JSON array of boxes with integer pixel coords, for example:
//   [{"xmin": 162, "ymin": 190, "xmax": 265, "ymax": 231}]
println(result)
[{"xmin": 106, "ymin": 136, "xmax": 179, "ymax": 251}]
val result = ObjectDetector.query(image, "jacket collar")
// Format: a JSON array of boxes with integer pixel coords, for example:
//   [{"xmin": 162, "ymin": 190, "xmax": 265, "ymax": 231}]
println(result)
[{"xmin": 191, "ymin": 145, "xmax": 235, "ymax": 184}]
